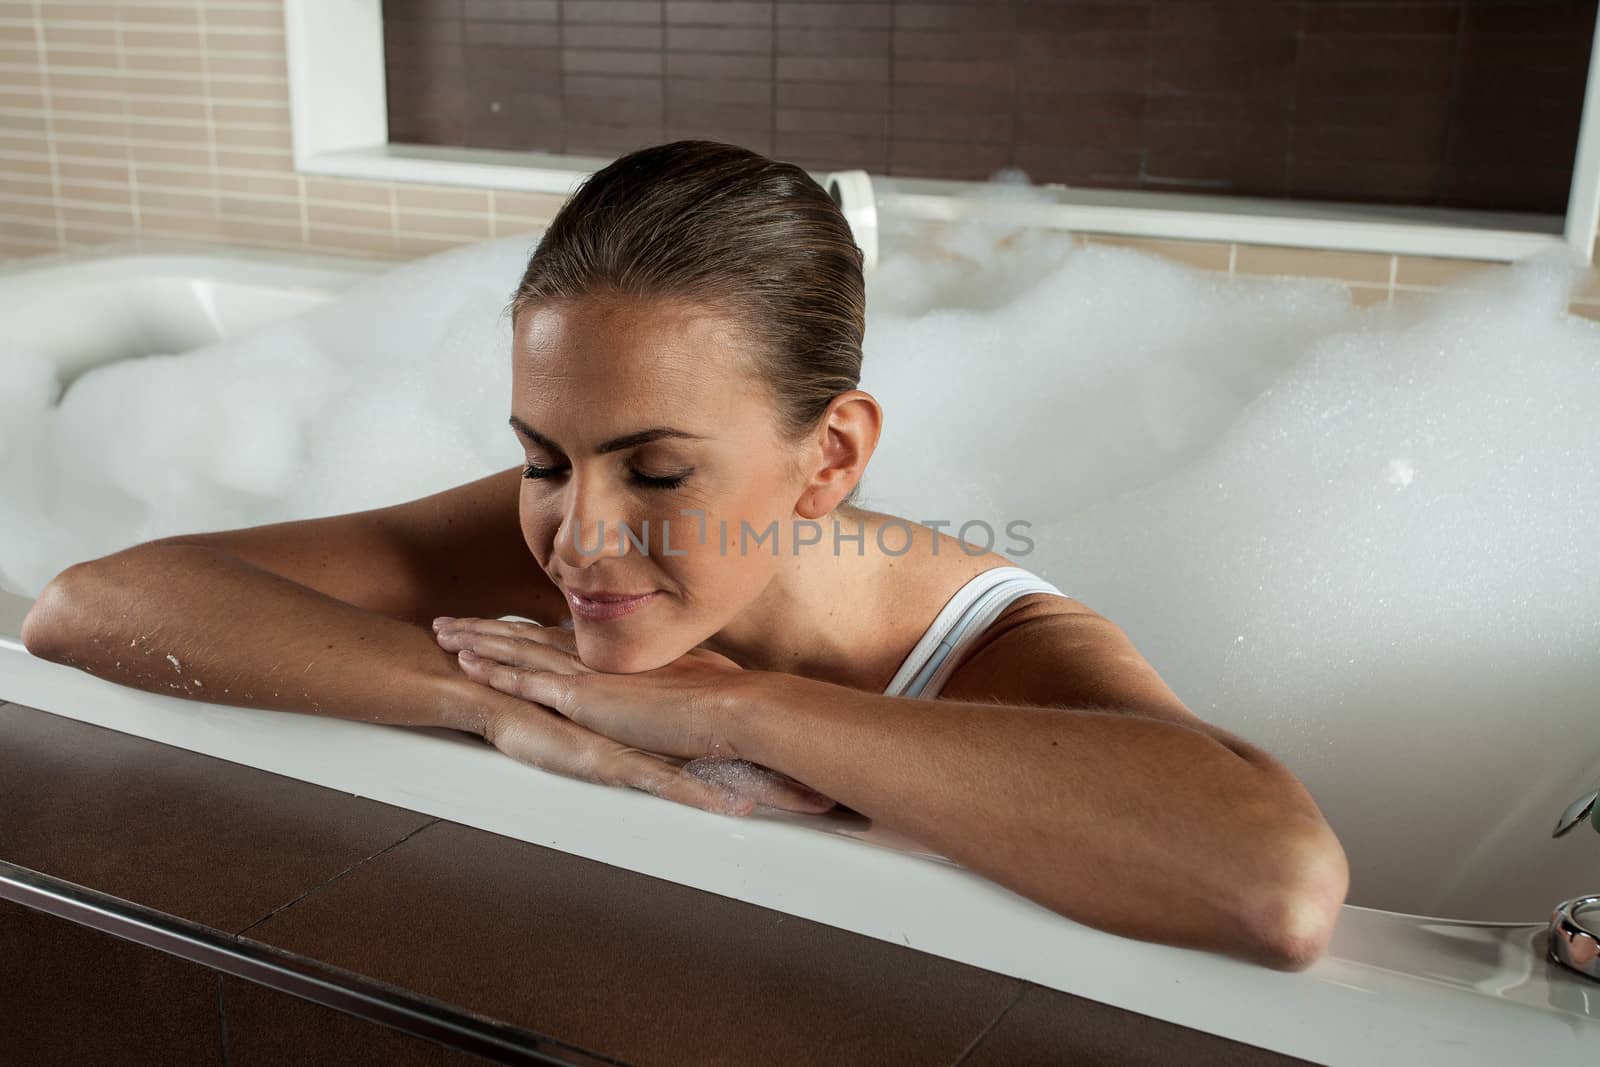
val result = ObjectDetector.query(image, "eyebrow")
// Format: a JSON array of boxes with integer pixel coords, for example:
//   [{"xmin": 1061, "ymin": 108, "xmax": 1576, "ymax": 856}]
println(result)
[{"xmin": 509, "ymin": 414, "xmax": 709, "ymax": 456}]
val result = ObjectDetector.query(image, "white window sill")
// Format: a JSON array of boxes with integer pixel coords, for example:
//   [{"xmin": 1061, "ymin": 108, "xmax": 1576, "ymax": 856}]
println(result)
[
  {"xmin": 284, "ymin": 0, "xmax": 1600, "ymax": 266},
  {"xmin": 302, "ymin": 144, "xmax": 1573, "ymax": 263}
]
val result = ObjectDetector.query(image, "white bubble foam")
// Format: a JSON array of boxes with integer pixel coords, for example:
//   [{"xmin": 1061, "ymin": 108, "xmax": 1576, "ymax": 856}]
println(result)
[
  {"xmin": 0, "ymin": 235, "xmax": 538, "ymax": 592},
  {"xmin": 4, "ymin": 176, "xmax": 1597, "ymax": 918},
  {"xmin": 863, "ymin": 191, "xmax": 1600, "ymax": 917}
]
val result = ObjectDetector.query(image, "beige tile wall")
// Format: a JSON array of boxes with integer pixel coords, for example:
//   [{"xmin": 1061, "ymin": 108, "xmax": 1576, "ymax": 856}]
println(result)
[
  {"xmin": 2, "ymin": 0, "xmax": 1598, "ymax": 321},
  {"xmin": 0, "ymin": 0, "xmax": 567, "ymax": 261}
]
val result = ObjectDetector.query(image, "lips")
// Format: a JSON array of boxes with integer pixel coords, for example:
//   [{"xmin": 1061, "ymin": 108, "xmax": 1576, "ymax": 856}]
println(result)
[
  {"xmin": 564, "ymin": 587, "xmax": 660, "ymax": 622},
  {"xmin": 564, "ymin": 588, "xmax": 655, "ymax": 603}
]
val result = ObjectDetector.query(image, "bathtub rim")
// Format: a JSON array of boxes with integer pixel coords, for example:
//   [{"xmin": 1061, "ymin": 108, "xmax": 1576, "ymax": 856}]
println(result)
[{"xmin": 3, "ymin": 610, "xmax": 1598, "ymax": 1067}]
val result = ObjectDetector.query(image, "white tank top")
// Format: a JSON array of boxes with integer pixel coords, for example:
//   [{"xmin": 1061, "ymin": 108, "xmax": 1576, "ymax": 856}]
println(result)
[{"xmin": 882, "ymin": 565, "xmax": 1068, "ymax": 700}]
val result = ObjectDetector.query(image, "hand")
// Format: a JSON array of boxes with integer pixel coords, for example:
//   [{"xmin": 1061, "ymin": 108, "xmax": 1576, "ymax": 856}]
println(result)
[{"xmin": 433, "ymin": 616, "xmax": 836, "ymax": 816}]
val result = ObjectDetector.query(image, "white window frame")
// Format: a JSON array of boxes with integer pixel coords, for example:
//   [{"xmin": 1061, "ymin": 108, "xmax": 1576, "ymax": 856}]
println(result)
[{"xmin": 284, "ymin": 0, "xmax": 1600, "ymax": 264}]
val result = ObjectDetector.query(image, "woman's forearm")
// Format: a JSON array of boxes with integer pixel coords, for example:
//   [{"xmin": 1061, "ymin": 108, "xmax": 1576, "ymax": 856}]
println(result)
[
  {"xmin": 723, "ymin": 671, "xmax": 1348, "ymax": 970},
  {"xmin": 20, "ymin": 543, "xmax": 482, "ymax": 734}
]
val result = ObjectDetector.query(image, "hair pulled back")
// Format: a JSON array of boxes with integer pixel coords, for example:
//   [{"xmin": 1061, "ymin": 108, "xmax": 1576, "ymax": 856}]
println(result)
[{"xmin": 509, "ymin": 139, "xmax": 867, "ymax": 507}]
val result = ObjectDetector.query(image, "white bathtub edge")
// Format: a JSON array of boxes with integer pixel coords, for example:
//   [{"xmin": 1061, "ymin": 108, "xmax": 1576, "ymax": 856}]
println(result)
[{"xmin": 3, "ymin": 634, "xmax": 1597, "ymax": 1066}]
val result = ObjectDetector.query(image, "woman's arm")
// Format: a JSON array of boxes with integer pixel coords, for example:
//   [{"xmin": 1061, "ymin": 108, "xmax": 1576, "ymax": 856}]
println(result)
[
  {"xmin": 22, "ymin": 540, "xmax": 487, "ymax": 730},
  {"xmin": 21, "ymin": 543, "xmax": 784, "ymax": 815},
  {"xmin": 19, "ymin": 465, "xmax": 559, "ymax": 729},
  {"xmin": 721, "ymin": 651, "xmax": 1349, "ymax": 973},
  {"xmin": 425, "ymin": 611, "xmax": 1349, "ymax": 971},
  {"xmin": 17, "ymin": 469, "xmax": 808, "ymax": 814}
]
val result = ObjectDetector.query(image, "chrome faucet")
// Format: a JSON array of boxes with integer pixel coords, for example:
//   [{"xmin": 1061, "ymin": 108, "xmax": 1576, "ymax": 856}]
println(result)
[
  {"xmin": 1552, "ymin": 788, "xmax": 1599, "ymax": 839},
  {"xmin": 1548, "ymin": 788, "xmax": 1600, "ymax": 980}
]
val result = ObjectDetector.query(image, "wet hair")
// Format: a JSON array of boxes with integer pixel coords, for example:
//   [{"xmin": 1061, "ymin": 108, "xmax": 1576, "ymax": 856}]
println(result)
[{"xmin": 508, "ymin": 139, "xmax": 867, "ymax": 509}]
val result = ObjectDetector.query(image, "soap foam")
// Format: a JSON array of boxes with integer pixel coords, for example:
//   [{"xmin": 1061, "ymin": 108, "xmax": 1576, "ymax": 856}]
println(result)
[{"xmin": 3, "ymin": 175, "xmax": 1598, "ymax": 919}]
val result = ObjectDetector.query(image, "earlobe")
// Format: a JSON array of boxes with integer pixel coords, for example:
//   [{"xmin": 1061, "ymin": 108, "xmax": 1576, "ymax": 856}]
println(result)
[
  {"xmin": 793, "ymin": 475, "xmax": 861, "ymax": 522},
  {"xmin": 789, "ymin": 390, "xmax": 881, "ymax": 520},
  {"xmin": 794, "ymin": 486, "xmax": 827, "ymax": 521}
]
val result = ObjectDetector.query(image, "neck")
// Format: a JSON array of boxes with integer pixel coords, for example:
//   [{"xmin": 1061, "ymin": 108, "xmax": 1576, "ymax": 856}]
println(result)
[{"xmin": 699, "ymin": 506, "xmax": 905, "ymax": 694}]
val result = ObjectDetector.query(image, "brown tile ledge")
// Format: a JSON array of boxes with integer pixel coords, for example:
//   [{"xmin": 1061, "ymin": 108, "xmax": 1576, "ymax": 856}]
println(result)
[
  {"xmin": 0, "ymin": 865, "xmax": 593, "ymax": 1065},
  {"xmin": 1, "ymin": 702, "xmax": 1313, "ymax": 1066},
  {"xmin": 0, "ymin": 700, "xmax": 435, "ymax": 932}
]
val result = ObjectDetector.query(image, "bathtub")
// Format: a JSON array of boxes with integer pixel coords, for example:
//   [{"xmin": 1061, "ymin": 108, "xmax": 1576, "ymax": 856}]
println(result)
[{"xmin": 2, "ymin": 246, "xmax": 1597, "ymax": 1064}]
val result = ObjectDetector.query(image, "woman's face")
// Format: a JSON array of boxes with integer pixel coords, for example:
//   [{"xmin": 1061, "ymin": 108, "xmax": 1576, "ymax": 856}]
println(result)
[{"xmin": 510, "ymin": 293, "xmax": 809, "ymax": 673}]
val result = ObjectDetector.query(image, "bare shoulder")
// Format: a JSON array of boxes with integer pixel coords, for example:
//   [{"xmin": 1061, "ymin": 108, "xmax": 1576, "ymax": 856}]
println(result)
[
  {"xmin": 855, "ymin": 509, "xmax": 1249, "ymax": 744},
  {"xmin": 859, "ymin": 506, "xmax": 1094, "ymax": 629},
  {"xmin": 919, "ymin": 553, "xmax": 1218, "ymax": 733},
  {"xmin": 849, "ymin": 509, "xmax": 1091, "ymax": 687},
  {"xmin": 857, "ymin": 509, "xmax": 1189, "ymax": 697}
]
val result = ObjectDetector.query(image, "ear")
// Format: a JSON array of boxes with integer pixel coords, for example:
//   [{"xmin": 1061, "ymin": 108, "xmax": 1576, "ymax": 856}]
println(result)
[{"xmin": 794, "ymin": 390, "xmax": 883, "ymax": 520}]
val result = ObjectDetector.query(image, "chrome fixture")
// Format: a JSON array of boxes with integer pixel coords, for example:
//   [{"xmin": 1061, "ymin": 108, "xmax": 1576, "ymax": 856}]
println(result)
[{"xmin": 1548, "ymin": 788, "xmax": 1600, "ymax": 980}]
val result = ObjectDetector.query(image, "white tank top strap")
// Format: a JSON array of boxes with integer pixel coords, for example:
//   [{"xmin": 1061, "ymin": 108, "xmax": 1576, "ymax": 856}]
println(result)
[{"xmin": 883, "ymin": 565, "xmax": 1068, "ymax": 701}]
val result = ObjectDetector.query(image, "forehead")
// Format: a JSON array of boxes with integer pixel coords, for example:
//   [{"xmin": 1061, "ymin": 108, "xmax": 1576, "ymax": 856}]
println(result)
[{"xmin": 512, "ymin": 294, "xmax": 752, "ymax": 410}]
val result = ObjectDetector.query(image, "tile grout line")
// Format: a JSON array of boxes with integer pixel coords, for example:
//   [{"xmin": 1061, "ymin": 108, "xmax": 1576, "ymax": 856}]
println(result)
[
  {"xmin": 886, "ymin": 0, "xmax": 896, "ymax": 173},
  {"xmin": 949, "ymin": 982, "xmax": 1028, "ymax": 1067},
  {"xmin": 234, "ymin": 816, "xmax": 442, "ymax": 938},
  {"xmin": 6, "ymin": 46, "xmax": 285, "ymax": 62},
  {"xmin": 216, "ymin": 973, "xmax": 232, "ymax": 1066},
  {"xmin": 112, "ymin": 7, "xmax": 137, "ymax": 233},
  {"xmin": 2, "ymin": 65, "xmax": 293, "ymax": 88},
  {"xmin": 768, "ymin": 0, "xmax": 776, "ymax": 159},
  {"xmin": 1285, "ymin": 3, "xmax": 1303, "ymax": 197},
  {"xmin": 658, "ymin": 0, "xmax": 664, "ymax": 143},
  {"xmin": 30, "ymin": 0, "xmax": 64, "ymax": 250},
  {"xmin": 558, "ymin": 0, "xmax": 567, "ymax": 155},
  {"xmin": 196, "ymin": 0, "xmax": 219, "ymax": 234}
]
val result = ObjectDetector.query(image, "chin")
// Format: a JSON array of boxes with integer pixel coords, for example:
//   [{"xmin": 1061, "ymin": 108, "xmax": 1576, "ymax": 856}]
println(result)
[{"xmin": 572, "ymin": 630, "xmax": 679, "ymax": 674}]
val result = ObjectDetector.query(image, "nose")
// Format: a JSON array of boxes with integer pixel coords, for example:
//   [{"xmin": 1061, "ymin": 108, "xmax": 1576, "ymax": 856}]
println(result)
[{"xmin": 550, "ymin": 467, "xmax": 641, "ymax": 572}]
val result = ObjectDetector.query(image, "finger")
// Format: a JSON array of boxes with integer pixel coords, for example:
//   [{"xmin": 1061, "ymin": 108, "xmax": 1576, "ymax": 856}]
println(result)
[
  {"xmin": 538, "ymin": 624, "xmax": 580, "ymax": 654},
  {"xmin": 681, "ymin": 758, "xmax": 836, "ymax": 814},
  {"xmin": 433, "ymin": 616, "xmax": 551, "ymax": 638},
  {"xmin": 438, "ymin": 616, "xmax": 582, "ymax": 656},
  {"xmin": 458, "ymin": 651, "xmax": 578, "ymax": 713},
  {"xmin": 439, "ymin": 631, "xmax": 587, "ymax": 674},
  {"xmin": 437, "ymin": 621, "xmax": 584, "ymax": 664},
  {"xmin": 608, "ymin": 749, "xmax": 755, "ymax": 817},
  {"xmin": 484, "ymin": 704, "xmax": 731, "ymax": 811},
  {"xmin": 496, "ymin": 621, "xmax": 580, "ymax": 656},
  {"xmin": 481, "ymin": 705, "xmax": 749, "ymax": 817}
]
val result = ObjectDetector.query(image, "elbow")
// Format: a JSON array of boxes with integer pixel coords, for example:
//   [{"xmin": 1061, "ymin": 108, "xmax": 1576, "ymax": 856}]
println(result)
[
  {"xmin": 21, "ymin": 562, "xmax": 95, "ymax": 661},
  {"xmin": 1245, "ymin": 820, "xmax": 1351, "ymax": 972}
]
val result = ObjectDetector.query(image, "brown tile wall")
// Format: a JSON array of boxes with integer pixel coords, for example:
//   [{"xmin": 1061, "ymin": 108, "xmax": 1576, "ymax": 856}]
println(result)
[
  {"xmin": 0, "ymin": 900, "xmax": 496, "ymax": 1065},
  {"xmin": 2, "ymin": 0, "xmax": 1598, "ymax": 312},
  {"xmin": 384, "ymin": 0, "xmax": 1596, "ymax": 212}
]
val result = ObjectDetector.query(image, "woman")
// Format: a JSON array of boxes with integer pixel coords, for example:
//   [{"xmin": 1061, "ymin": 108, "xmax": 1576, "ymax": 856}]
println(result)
[{"xmin": 21, "ymin": 140, "xmax": 1348, "ymax": 972}]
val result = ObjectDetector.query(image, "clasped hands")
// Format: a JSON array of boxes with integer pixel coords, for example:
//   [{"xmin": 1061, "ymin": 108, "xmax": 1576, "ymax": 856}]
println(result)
[{"xmin": 432, "ymin": 616, "xmax": 836, "ymax": 818}]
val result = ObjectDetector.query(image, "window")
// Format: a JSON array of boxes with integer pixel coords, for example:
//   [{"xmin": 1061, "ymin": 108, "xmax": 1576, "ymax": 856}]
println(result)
[{"xmin": 285, "ymin": 1, "xmax": 1600, "ymax": 262}]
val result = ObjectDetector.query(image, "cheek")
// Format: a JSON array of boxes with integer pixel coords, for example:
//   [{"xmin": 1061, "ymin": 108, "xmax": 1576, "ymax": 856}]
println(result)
[
  {"xmin": 518, "ymin": 491, "xmax": 559, "ymax": 561},
  {"xmin": 708, "ymin": 498, "xmax": 796, "ymax": 577},
  {"xmin": 658, "ymin": 495, "xmax": 779, "ymax": 587}
]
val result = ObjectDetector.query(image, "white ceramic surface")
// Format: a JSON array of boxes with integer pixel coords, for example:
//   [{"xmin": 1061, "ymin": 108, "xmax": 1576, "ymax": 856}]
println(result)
[
  {"xmin": 4, "ymin": 249, "xmax": 1599, "ymax": 1065},
  {"xmin": 0, "ymin": 242, "xmax": 387, "ymax": 387}
]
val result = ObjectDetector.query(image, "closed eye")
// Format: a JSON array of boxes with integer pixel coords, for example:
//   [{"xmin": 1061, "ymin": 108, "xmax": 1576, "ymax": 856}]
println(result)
[{"xmin": 521, "ymin": 463, "xmax": 691, "ymax": 491}]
